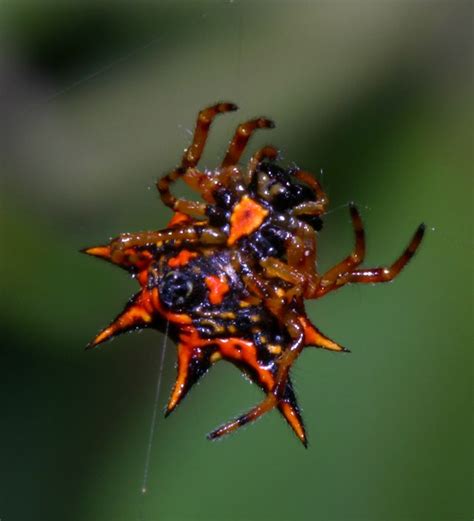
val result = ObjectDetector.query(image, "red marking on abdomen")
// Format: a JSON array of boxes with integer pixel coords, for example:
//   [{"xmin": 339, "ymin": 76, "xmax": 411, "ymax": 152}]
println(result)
[{"xmin": 205, "ymin": 274, "xmax": 230, "ymax": 305}]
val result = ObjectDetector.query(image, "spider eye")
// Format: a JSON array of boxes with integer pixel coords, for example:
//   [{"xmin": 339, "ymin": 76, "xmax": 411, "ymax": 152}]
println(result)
[{"xmin": 159, "ymin": 270, "xmax": 199, "ymax": 311}]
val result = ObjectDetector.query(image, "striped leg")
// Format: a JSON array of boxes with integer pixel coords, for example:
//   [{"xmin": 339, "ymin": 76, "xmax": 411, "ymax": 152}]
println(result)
[
  {"xmin": 344, "ymin": 223, "xmax": 425, "ymax": 284},
  {"xmin": 106, "ymin": 225, "xmax": 228, "ymax": 265},
  {"xmin": 318, "ymin": 221, "xmax": 425, "ymax": 296},
  {"xmin": 314, "ymin": 204, "xmax": 365, "ymax": 297},
  {"xmin": 244, "ymin": 145, "xmax": 279, "ymax": 185},
  {"xmin": 157, "ymin": 167, "xmax": 207, "ymax": 215},
  {"xmin": 183, "ymin": 102, "xmax": 238, "ymax": 168},
  {"xmin": 208, "ymin": 393, "xmax": 278, "ymax": 441},
  {"xmin": 157, "ymin": 102, "xmax": 237, "ymax": 215},
  {"xmin": 260, "ymin": 219, "xmax": 319, "ymax": 299},
  {"xmin": 222, "ymin": 118, "xmax": 275, "ymax": 168},
  {"xmin": 292, "ymin": 170, "xmax": 328, "ymax": 215}
]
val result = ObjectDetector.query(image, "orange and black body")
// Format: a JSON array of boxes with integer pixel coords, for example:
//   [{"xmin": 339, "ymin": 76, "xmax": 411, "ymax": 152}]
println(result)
[{"xmin": 84, "ymin": 103, "xmax": 424, "ymax": 446}]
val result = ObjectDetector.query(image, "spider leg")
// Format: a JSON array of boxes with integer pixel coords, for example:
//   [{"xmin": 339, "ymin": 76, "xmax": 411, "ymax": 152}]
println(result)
[
  {"xmin": 344, "ymin": 223, "xmax": 425, "ymax": 284},
  {"xmin": 292, "ymin": 170, "xmax": 328, "ymax": 213},
  {"xmin": 272, "ymin": 311, "xmax": 305, "ymax": 388},
  {"xmin": 157, "ymin": 102, "xmax": 237, "ymax": 215},
  {"xmin": 261, "ymin": 257, "xmax": 306, "ymax": 287},
  {"xmin": 183, "ymin": 102, "xmax": 238, "ymax": 168},
  {"xmin": 177, "ymin": 166, "xmax": 236, "ymax": 204},
  {"xmin": 289, "ymin": 220, "xmax": 317, "ymax": 277},
  {"xmin": 244, "ymin": 145, "xmax": 279, "ymax": 185},
  {"xmin": 106, "ymin": 224, "xmax": 227, "ymax": 265},
  {"xmin": 207, "ymin": 393, "xmax": 278, "ymax": 441},
  {"xmin": 157, "ymin": 167, "xmax": 207, "ymax": 216},
  {"xmin": 222, "ymin": 118, "xmax": 275, "ymax": 168},
  {"xmin": 318, "ymin": 222, "xmax": 425, "ymax": 296},
  {"xmin": 313, "ymin": 204, "xmax": 365, "ymax": 298},
  {"xmin": 260, "ymin": 219, "xmax": 319, "ymax": 298}
]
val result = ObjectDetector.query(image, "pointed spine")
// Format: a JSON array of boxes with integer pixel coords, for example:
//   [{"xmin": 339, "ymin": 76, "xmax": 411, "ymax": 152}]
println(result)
[{"xmin": 86, "ymin": 292, "xmax": 153, "ymax": 349}]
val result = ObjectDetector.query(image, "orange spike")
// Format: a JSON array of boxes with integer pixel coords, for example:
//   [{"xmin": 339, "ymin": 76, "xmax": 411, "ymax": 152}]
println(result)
[
  {"xmin": 276, "ymin": 377, "xmax": 307, "ymax": 447},
  {"xmin": 166, "ymin": 342, "xmax": 193, "ymax": 414},
  {"xmin": 81, "ymin": 245, "xmax": 111, "ymax": 260},
  {"xmin": 298, "ymin": 316, "xmax": 349, "ymax": 352},
  {"xmin": 165, "ymin": 328, "xmax": 217, "ymax": 415},
  {"xmin": 87, "ymin": 293, "xmax": 153, "ymax": 349},
  {"xmin": 278, "ymin": 401, "xmax": 307, "ymax": 447},
  {"xmin": 82, "ymin": 243, "xmax": 155, "ymax": 273}
]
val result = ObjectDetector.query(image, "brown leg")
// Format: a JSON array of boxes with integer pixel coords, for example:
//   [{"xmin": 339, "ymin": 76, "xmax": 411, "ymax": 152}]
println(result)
[
  {"xmin": 260, "ymin": 219, "xmax": 319, "ymax": 298},
  {"xmin": 222, "ymin": 118, "xmax": 275, "ymax": 168},
  {"xmin": 315, "ymin": 204, "xmax": 365, "ymax": 297},
  {"xmin": 293, "ymin": 170, "xmax": 328, "ymax": 213},
  {"xmin": 183, "ymin": 102, "xmax": 238, "ymax": 168},
  {"xmin": 291, "ymin": 220, "xmax": 317, "ymax": 277},
  {"xmin": 179, "ymin": 166, "xmax": 236, "ymax": 204},
  {"xmin": 319, "ymin": 222, "xmax": 425, "ymax": 295},
  {"xmin": 157, "ymin": 102, "xmax": 237, "ymax": 214},
  {"xmin": 232, "ymin": 249, "xmax": 302, "ymax": 327},
  {"xmin": 289, "ymin": 220, "xmax": 319, "ymax": 298},
  {"xmin": 207, "ymin": 393, "xmax": 277, "ymax": 440},
  {"xmin": 256, "ymin": 312, "xmax": 306, "ymax": 409},
  {"xmin": 244, "ymin": 145, "xmax": 279, "ymax": 185},
  {"xmin": 292, "ymin": 200, "xmax": 326, "ymax": 218},
  {"xmin": 346, "ymin": 223, "xmax": 425, "ymax": 284},
  {"xmin": 108, "ymin": 224, "xmax": 228, "ymax": 264},
  {"xmin": 157, "ymin": 167, "xmax": 207, "ymax": 215},
  {"xmin": 261, "ymin": 257, "xmax": 306, "ymax": 287}
]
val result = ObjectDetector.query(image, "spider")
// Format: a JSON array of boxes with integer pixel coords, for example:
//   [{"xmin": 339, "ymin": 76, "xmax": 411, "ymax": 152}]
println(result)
[{"xmin": 83, "ymin": 103, "xmax": 425, "ymax": 446}]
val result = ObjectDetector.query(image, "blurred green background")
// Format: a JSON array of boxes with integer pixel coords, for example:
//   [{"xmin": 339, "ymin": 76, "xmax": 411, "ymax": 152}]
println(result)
[{"xmin": 0, "ymin": 2, "xmax": 472, "ymax": 521}]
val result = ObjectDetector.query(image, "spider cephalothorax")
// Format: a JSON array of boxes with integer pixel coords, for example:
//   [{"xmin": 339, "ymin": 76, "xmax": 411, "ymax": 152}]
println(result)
[{"xmin": 84, "ymin": 102, "xmax": 424, "ymax": 446}]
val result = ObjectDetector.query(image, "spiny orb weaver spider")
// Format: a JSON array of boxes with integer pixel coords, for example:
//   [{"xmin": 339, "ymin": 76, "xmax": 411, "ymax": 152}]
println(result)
[{"xmin": 83, "ymin": 102, "xmax": 425, "ymax": 446}]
